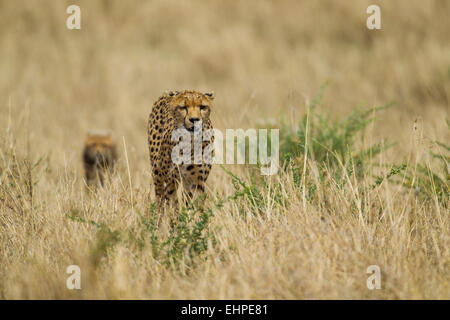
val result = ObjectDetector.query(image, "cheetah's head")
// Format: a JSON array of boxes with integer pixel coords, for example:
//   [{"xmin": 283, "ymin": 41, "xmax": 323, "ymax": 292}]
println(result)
[{"xmin": 169, "ymin": 90, "xmax": 214, "ymax": 132}]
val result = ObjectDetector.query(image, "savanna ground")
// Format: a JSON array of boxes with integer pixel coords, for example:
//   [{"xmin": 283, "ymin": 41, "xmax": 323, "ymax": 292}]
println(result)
[{"xmin": 0, "ymin": 0, "xmax": 449, "ymax": 299}]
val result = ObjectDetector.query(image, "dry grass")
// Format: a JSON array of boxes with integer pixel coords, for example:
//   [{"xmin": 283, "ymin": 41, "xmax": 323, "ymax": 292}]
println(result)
[{"xmin": 0, "ymin": 0, "xmax": 449, "ymax": 299}]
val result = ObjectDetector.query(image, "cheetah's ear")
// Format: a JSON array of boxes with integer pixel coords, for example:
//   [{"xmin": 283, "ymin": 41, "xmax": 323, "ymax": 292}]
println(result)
[
  {"xmin": 204, "ymin": 91, "xmax": 215, "ymax": 100},
  {"xmin": 165, "ymin": 90, "xmax": 179, "ymax": 97}
]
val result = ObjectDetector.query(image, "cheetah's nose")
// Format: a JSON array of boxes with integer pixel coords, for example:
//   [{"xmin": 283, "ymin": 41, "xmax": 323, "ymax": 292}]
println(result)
[{"xmin": 189, "ymin": 117, "xmax": 200, "ymax": 123}]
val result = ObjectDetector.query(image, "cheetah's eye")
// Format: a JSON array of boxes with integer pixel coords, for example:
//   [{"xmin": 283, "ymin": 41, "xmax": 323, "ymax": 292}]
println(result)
[
  {"xmin": 200, "ymin": 105, "xmax": 207, "ymax": 110},
  {"xmin": 178, "ymin": 106, "xmax": 187, "ymax": 111}
]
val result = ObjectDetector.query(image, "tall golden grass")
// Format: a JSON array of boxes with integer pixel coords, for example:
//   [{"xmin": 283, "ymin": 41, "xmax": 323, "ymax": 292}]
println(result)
[{"xmin": 0, "ymin": 0, "xmax": 448, "ymax": 299}]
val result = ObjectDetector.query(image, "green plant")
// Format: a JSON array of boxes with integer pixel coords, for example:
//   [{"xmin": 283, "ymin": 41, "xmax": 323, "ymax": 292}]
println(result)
[
  {"xmin": 280, "ymin": 85, "xmax": 393, "ymax": 183},
  {"xmin": 220, "ymin": 164, "xmax": 287, "ymax": 216},
  {"xmin": 398, "ymin": 120, "xmax": 449, "ymax": 207},
  {"xmin": 140, "ymin": 203, "xmax": 216, "ymax": 268},
  {"xmin": 67, "ymin": 212, "xmax": 121, "ymax": 266},
  {"xmin": 68, "ymin": 200, "xmax": 217, "ymax": 270}
]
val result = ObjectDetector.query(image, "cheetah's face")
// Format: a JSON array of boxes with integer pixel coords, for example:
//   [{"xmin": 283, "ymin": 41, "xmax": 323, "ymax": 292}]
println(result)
[{"xmin": 171, "ymin": 91, "xmax": 214, "ymax": 132}]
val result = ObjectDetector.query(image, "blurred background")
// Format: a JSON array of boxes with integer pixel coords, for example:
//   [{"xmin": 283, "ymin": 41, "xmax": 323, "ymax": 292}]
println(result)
[{"xmin": 0, "ymin": 0, "xmax": 448, "ymax": 180}]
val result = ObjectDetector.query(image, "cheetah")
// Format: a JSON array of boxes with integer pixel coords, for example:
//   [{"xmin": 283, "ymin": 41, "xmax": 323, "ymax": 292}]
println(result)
[
  {"xmin": 148, "ymin": 90, "xmax": 214, "ymax": 210},
  {"xmin": 83, "ymin": 130, "xmax": 117, "ymax": 187}
]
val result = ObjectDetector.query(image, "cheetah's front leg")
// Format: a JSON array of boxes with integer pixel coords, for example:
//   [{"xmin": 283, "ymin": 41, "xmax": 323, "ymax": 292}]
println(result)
[
  {"xmin": 163, "ymin": 174, "xmax": 179, "ymax": 209},
  {"xmin": 182, "ymin": 179, "xmax": 206, "ymax": 211},
  {"xmin": 152, "ymin": 173, "xmax": 166, "ymax": 209}
]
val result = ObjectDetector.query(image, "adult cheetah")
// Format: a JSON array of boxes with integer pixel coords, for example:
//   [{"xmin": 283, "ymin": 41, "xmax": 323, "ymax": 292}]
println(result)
[
  {"xmin": 148, "ymin": 90, "xmax": 214, "ymax": 210},
  {"xmin": 83, "ymin": 130, "xmax": 117, "ymax": 187}
]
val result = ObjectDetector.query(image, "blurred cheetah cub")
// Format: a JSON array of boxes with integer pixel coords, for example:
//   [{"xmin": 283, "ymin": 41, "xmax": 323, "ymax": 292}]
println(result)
[{"xmin": 83, "ymin": 130, "xmax": 117, "ymax": 187}]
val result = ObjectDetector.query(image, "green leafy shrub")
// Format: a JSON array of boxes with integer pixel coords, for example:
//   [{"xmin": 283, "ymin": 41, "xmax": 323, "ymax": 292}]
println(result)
[
  {"xmin": 68, "ymin": 201, "xmax": 217, "ymax": 269},
  {"xmin": 280, "ymin": 85, "xmax": 392, "ymax": 182},
  {"xmin": 140, "ymin": 203, "xmax": 216, "ymax": 267}
]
